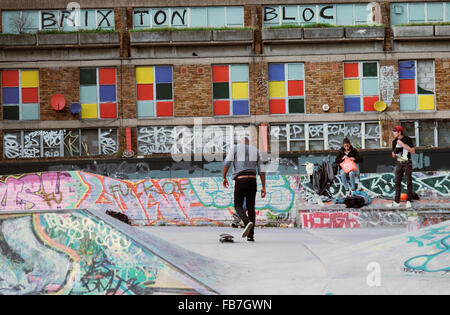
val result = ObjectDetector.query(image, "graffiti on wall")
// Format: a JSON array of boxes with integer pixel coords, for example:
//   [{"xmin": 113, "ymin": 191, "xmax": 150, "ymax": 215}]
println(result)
[
  {"xmin": 0, "ymin": 211, "xmax": 209, "ymax": 294},
  {"xmin": 404, "ymin": 223, "xmax": 450, "ymax": 274},
  {"xmin": 0, "ymin": 171, "xmax": 448, "ymax": 226}
]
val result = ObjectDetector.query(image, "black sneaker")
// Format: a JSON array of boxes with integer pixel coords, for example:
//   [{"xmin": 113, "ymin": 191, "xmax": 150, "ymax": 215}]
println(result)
[
  {"xmin": 247, "ymin": 237, "xmax": 255, "ymax": 242},
  {"xmin": 242, "ymin": 222, "xmax": 254, "ymax": 238}
]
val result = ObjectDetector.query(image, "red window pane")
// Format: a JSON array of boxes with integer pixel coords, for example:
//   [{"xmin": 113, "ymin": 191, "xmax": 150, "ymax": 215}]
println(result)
[
  {"xmin": 212, "ymin": 65, "xmax": 229, "ymax": 83},
  {"xmin": 363, "ymin": 96, "xmax": 379, "ymax": 112},
  {"xmin": 98, "ymin": 68, "xmax": 116, "ymax": 85},
  {"xmin": 399, "ymin": 79, "xmax": 415, "ymax": 94},
  {"xmin": 100, "ymin": 102, "xmax": 117, "ymax": 118},
  {"xmin": 137, "ymin": 84, "xmax": 154, "ymax": 101},
  {"xmin": 269, "ymin": 99, "xmax": 286, "ymax": 114},
  {"xmin": 22, "ymin": 87, "xmax": 39, "ymax": 103},
  {"xmin": 214, "ymin": 100, "xmax": 230, "ymax": 115},
  {"xmin": 344, "ymin": 63, "xmax": 359, "ymax": 78},
  {"xmin": 1, "ymin": 70, "xmax": 19, "ymax": 87},
  {"xmin": 288, "ymin": 80, "xmax": 304, "ymax": 96},
  {"xmin": 156, "ymin": 101, "xmax": 173, "ymax": 117}
]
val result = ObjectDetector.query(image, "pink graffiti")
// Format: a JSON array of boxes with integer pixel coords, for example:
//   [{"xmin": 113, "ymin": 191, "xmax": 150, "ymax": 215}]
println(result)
[{"xmin": 301, "ymin": 212, "xmax": 360, "ymax": 229}]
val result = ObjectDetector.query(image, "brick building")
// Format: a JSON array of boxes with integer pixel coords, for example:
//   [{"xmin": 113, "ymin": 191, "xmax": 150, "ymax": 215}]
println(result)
[{"xmin": 0, "ymin": 0, "xmax": 449, "ymax": 176}]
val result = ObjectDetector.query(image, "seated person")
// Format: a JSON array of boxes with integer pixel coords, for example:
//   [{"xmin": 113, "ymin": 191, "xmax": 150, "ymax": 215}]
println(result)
[{"xmin": 335, "ymin": 138, "xmax": 363, "ymax": 196}]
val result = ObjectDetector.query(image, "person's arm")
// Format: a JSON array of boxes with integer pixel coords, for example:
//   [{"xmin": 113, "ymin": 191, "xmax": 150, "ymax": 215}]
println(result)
[
  {"xmin": 257, "ymin": 149, "xmax": 266, "ymax": 198},
  {"xmin": 335, "ymin": 151, "xmax": 344, "ymax": 164},
  {"xmin": 352, "ymin": 149, "xmax": 363, "ymax": 163},
  {"xmin": 397, "ymin": 139, "xmax": 415, "ymax": 154},
  {"xmin": 260, "ymin": 172, "xmax": 266, "ymax": 198},
  {"xmin": 222, "ymin": 166, "xmax": 229, "ymax": 188}
]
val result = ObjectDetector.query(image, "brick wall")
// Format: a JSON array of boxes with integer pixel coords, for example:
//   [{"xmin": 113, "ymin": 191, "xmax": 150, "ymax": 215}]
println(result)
[
  {"xmin": 306, "ymin": 62, "xmax": 344, "ymax": 114},
  {"xmin": 173, "ymin": 64, "xmax": 213, "ymax": 117},
  {"xmin": 39, "ymin": 67, "xmax": 80, "ymax": 121},
  {"xmin": 435, "ymin": 59, "xmax": 450, "ymax": 111}
]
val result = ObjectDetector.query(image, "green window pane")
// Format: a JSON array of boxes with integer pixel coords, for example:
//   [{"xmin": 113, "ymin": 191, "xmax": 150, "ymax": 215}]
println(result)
[
  {"xmin": 208, "ymin": 7, "xmax": 226, "ymax": 28},
  {"xmin": 363, "ymin": 63, "xmax": 377, "ymax": 77},
  {"xmin": 226, "ymin": 6, "xmax": 244, "ymax": 26},
  {"xmin": 213, "ymin": 82, "xmax": 229, "ymax": 99},
  {"xmin": 190, "ymin": 7, "xmax": 207, "ymax": 27},
  {"xmin": 288, "ymin": 98, "xmax": 305, "ymax": 113},
  {"xmin": 363, "ymin": 78, "xmax": 379, "ymax": 96},
  {"xmin": 137, "ymin": 101, "xmax": 155, "ymax": 117},
  {"xmin": 230, "ymin": 64, "xmax": 248, "ymax": 82},
  {"xmin": 427, "ymin": 3, "xmax": 443, "ymax": 22},
  {"xmin": 80, "ymin": 69, "xmax": 97, "ymax": 85},
  {"xmin": 399, "ymin": 94, "xmax": 416, "ymax": 111},
  {"xmin": 155, "ymin": 83, "xmax": 172, "ymax": 100},
  {"xmin": 409, "ymin": 3, "xmax": 425, "ymax": 23},
  {"xmin": 336, "ymin": 4, "xmax": 354, "ymax": 26}
]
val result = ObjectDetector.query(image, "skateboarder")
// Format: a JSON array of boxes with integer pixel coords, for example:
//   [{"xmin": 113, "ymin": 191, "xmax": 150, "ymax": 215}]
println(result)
[
  {"xmin": 388, "ymin": 125, "xmax": 415, "ymax": 208},
  {"xmin": 223, "ymin": 136, "xmax": 266, "ymax": 242}
]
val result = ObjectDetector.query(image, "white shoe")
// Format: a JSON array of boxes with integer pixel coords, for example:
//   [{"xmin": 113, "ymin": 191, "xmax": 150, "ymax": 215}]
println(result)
[
  {"xmin": 242, "ymin": 222, "xmax": 254, "ymax": 238},
  {"xmin": 405, "ymin": 201, "xmax": 412, "ymax": 208},
  {"xmin": 386, "ymin": 201, "xmax": 400, "ymax": 208}
]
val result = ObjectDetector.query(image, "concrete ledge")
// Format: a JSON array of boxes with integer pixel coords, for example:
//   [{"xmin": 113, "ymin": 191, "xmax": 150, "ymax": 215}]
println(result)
[
  {"xmin": 345, "ymin": 26, "xmax": 385, "ymax": 38},
  {"xmin": 130, "ymin": 31, "xmax": 171, "ymax": 43},
  {"xmin": 0, "ymin": 34, "xmax": 36, "ymax": 46},
  {"xmin": 262, "ymin": 28, "xmax": 302, "ymax": 40},
  {"xmin": 392, "ymin": 25, "xmax": 434, "ymax": 37},
  {"xmin": 171, "ymin": 30, "xmax": 212, "ymax": 42},
  {"xmin": 435, "ymin": 25, "xmax": 450, "ymax": 36},
  {"xmin": 303, "ymin": 27, "xmax": 344, "ymax": 39},
  {"xmin": 38, "ymin": 33, "xmax": 79, "ymax": 45},
  {"xmin": 79, "ymin": 32, "xmax": 120, "ymax": 45},
  {"xmin": 212, "ymin": 29, "xmax": 253, "ymax": 41}
]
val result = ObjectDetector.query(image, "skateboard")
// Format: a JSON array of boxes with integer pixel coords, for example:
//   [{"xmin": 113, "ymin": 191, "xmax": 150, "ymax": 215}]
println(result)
[{"xmin": 219, "ymin": 233, "xmax": 234, "ymax": 243}]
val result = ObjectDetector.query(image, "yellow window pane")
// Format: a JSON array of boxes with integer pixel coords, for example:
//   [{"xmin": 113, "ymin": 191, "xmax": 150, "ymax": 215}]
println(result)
[
  {"xmin": 136, "ymin": 67, "xmax": 154, "ymax": 84},
  {"xmin": 344, "ymin": 79, "xmax": 360, "ymax": 95},
  {"xmin": 81, "ymin": 103, "xmax": 98, "ymax": 119},
  {"xmin": 21, "ymin": 70, "xmax": 39, "ymax": 88},
  {"xmin": 269, "ymin": 81, "xmax": 285, "ymax": 98},
  {"xmin": 232, "ymin": 82, "xmax": 248, "ymax": 99},
  {"xmin": 418, "ymin": 95, "xmax": 435, "ymax": 110}
]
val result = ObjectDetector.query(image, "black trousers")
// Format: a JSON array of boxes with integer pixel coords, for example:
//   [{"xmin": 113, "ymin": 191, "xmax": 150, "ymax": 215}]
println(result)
[
  {"xmin": 395, "ymin": 160, "xmax": 413, "ymax": 203},
  {"xmin": 234, "ymin": 178, "xmax": 257, "ymax": 238}
]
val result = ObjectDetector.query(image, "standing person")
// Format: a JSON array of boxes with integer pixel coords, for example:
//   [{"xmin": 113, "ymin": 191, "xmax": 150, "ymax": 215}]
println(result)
[
  {"xmin": 223, "ymin": 136, "xmax": 266, "ymax": 242},
  {"xmin": 388, "ymin": 125, "xmax": 415, "ymax": 208},
  {"xmin": 335, "ymin": 138, "xmax": 363, "ymax": 196}
]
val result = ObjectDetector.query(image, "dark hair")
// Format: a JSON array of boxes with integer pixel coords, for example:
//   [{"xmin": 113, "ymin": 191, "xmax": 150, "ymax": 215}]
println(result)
[{"xmin": 343, "ymin": 138, "xmax": 351, "ymax": 145}]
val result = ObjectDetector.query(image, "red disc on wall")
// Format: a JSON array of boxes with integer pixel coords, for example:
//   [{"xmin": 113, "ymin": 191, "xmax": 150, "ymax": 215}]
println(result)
[{"xmin": 51, "ymin": 94, "xmax": 66, "ymax": 111}]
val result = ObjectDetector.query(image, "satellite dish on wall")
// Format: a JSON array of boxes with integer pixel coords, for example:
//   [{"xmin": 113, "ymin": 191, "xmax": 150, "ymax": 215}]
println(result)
[
  {"xmin": 51, "ymin": 94, "xmax": 66, "ymax": 111},
  {"xmin": 70, "ymin": 102, "xmax": 81, "ymax": 115},
  {"xmin": 374, "ymin": 101, "xmax": 387, "ymax": 112}
]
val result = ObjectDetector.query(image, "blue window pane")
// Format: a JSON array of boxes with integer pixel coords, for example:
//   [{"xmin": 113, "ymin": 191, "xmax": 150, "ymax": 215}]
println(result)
[
  {"xmin": 344, "ymin": 97, "xmax": 361, "ymax": 112},
  {"xmin": 263, "ymin": 6, "xmax": 280, "ymax": 26},
  {"xmin": 281, "ymin": 6, "xmax": 299, "ymax": 25},
  {"xmin": 226, "ymin": 6, "xmax": 244, "ymax": 26},
  {"xmin": 399, "ymin": 95, "xmax": 416, "ymax": 111},
  {"xmin": 208, "ymin": 7, "xmax": 226, "ymax": 28},
  {"xmin": 399, "ymin": 61, "xmax": 416, "ymax": 79},
  {"xmin": 137, "ymin": 101, "xmax": 155, "ymax": 117},
  {"xmin": 355, "ymin": 4, "xmax": 370, "ymax": 24},
  {"xmin": 300, "ymin": 6, "xmax": 316, "ymax": 24},
  {"xmin": 233, "ymin": 100, "xmax": 249, "ymax": 115},
  {"xmin": 99, "ymin": 85, "xmax": 116, "ymax": 102},
  {"xmin": 155, "ymin": 66, "xmax": 172, "ymax": 83},
  {"xmin": 80, "ymin": 10, "xmax": 97, "ymax": 30},
  {"xmin": 2, "ymin": 11, "xmax": 21, "ymax": 34},
  {"xmin": 22, "ymin": 11, "xmax": 40, "ymax": 33},
  {"xmin": 151, "ymin": 8, "xmax": 170, "ymax": 27},
  {"xmin": 231, "ymin": 64, "xmax": 249, "ymax": 82},
  {"xmin": 336, "ymin": 4, "xmax": 354, "ymax": 26},
  {"xmin": 171, "ymin": 8, "xmax": 188, "ymax": 27},
  {"xmin": 390, "ymin": 3, "xmax": 408, "ymax": 25},
  {"xmin": 268, "ymin": 64, "xmax": 285, "ymax": 81},
  {"xmin": 40, "ymin": 11, "xmax": 59, "ymax": 31},
  {"xmin": 318, "ymin": 5, "xmax": 335, "ymax": 25},
  {"xmin": 2, "ymin": 87, "xmax": 19, "ymax": 104},
  {"xmin": 190, "ymin": 8, "xmax": 207, "ymax": 27},
  {"xmin": 409, "ymin": 3, "xmax": 425, "ymax": 23},
  {"xmin": 97, "ymin": 10, "xmax": 115, "ymax": 29},
  {"xmin": 427, "ymin": 3, "xmax": 443, "ymax": 22},
  {"xmin": 133, "ymin": 8, "xmax": 151, "ymax": 28}
]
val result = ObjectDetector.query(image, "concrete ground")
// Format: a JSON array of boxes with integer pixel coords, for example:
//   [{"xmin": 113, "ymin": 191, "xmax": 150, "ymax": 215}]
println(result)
[{"xmin": 138, "ymin": 224, "xmax": 450, "ymax": 295}]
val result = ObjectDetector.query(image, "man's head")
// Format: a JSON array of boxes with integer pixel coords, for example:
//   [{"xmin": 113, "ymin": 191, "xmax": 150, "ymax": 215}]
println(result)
[
  {"xmin": 393, "ymin": 125, "xmax": 404, "ymax": 137},
  {"xmin": 343, "ymin": 138, "xmax": 351, "ymax": 151}
]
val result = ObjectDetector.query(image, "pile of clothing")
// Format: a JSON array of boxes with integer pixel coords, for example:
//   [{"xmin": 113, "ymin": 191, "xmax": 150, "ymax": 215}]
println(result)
[{"xmin": 334, "ymin": 190, "xmax": 372, "ymax": 208}]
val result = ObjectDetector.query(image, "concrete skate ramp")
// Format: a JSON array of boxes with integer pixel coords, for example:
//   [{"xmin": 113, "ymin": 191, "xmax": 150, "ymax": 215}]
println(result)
[
  {"xmin": 323, "ymin": 221, "xmax": 450, "ymax": 295},
  {"xmin": 0, "ymin": 209, "xmax": 226, "ymax": 295}
]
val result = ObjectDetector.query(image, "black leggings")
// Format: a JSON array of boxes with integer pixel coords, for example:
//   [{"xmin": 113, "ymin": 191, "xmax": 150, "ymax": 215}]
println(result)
[{"xmin": 234, "ymin": 178, "xmax": 257, "ymax": 238}]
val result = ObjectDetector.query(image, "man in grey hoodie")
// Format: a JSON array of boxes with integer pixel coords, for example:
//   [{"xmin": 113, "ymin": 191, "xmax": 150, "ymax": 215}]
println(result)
[{"xmin": 222, "ymin": 136, "xmax": 266, "ymax": 242}]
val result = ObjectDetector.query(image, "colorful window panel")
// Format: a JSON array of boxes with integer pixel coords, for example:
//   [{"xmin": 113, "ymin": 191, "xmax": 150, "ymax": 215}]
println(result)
[
  {"xmin": 268, "ymin": 63, "xmax": 305, "ymax": 114},
  {"xmin": 399, "ymin": 60, "xmax": 435, "ymax": 111},
  {"xmin": 1, "ymin": 69, "xmax": 40, "ymax": 120},
  {"xmin": 212, "ymin": 64, "xmax": 249, "ymax": 116},
  {"xmin": 136, "ymin": 66, "xmax": 173, "ymax": 118},
  {"xmin": 343, "ymin": 61, "xmax": 379, "ymax": 112},
  {"xmin": 80, "ymin": 68, "xmax": 117, "ymax": 119}
]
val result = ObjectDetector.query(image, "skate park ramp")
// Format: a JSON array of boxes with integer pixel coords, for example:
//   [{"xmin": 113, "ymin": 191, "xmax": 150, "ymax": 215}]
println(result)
[
  {"xmin": 320, "ymin": 220, "xmax": 450, "ymax": 295},
  {"xmin": 0, "ymin": 209, "xmax": 230, "ymax": 295}
]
